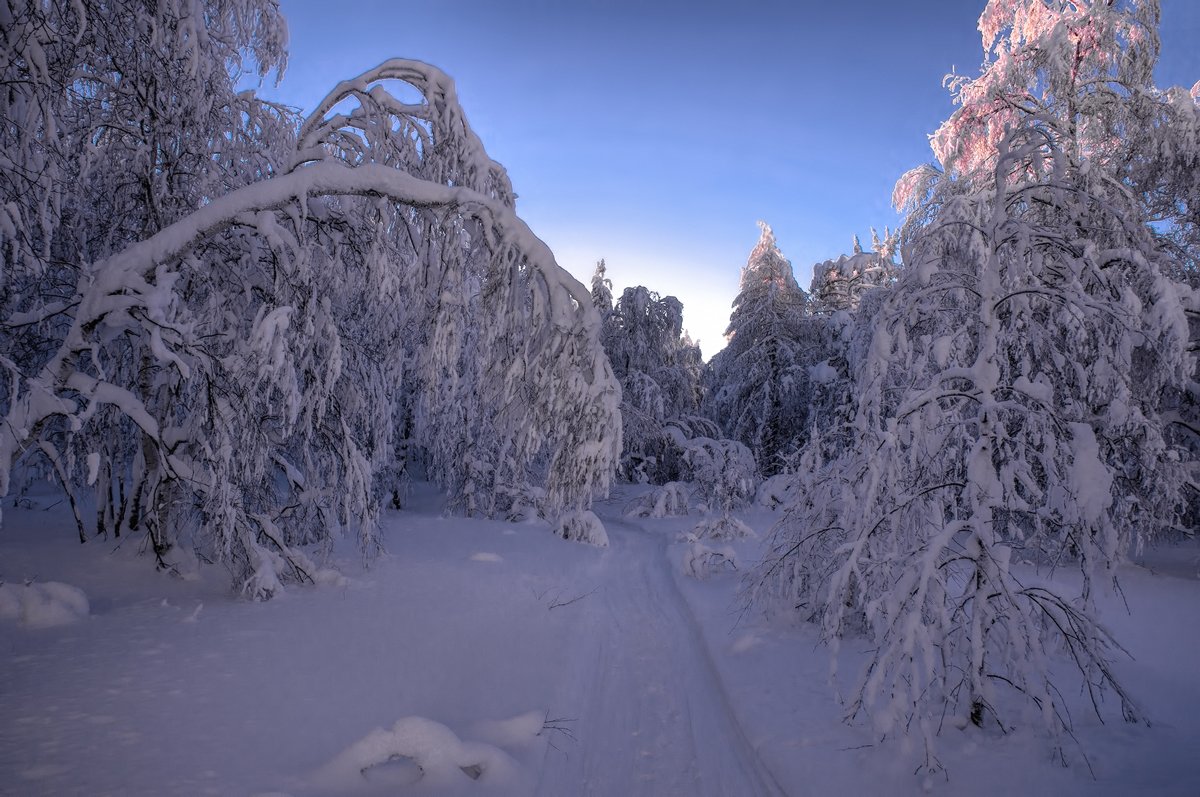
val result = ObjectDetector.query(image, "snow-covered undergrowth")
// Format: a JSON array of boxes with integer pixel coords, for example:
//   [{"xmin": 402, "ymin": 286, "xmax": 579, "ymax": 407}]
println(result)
[
  {"xmin": 679, "ymin": 537, "xmax": 738, "ymax": 580},
  {"xmin": 689, "ymin": 514, "xmax": 755, "ymax": 541},
  {"xmin": 312, "ymin": 715, "xmax": 520, "ymax": 791},
  {"xmin": 0, "ymin": 581, "xmax": 89, "ymax": 628},
  {"xmin": 0, "ymin": 482, "xmax": 1197, "ymax": 796},
  {"xmin": 623, "ymin": 481, "xmax": 691, "ymax": 518}
]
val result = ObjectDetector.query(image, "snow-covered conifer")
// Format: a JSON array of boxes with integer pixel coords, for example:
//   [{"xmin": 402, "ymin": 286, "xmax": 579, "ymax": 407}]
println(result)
[
  {"xmin": 704, "ymin": 222, "xmax": 822, "ymax": 475},
  {"xmin": 590, "ymin": 260, "xmax": 614, "ymax": 314}
]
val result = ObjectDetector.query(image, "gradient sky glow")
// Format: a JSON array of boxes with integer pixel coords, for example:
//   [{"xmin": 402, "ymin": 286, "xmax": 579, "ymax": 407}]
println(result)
[{"xmin": 262, "ymin": 1, "xmax": 1200, "ymax": 358}]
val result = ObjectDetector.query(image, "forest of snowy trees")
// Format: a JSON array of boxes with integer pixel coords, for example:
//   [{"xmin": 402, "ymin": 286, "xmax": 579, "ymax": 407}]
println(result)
[{"xmin": 2, "ymin": 0, "xmax": 1197, "ymax": 784}]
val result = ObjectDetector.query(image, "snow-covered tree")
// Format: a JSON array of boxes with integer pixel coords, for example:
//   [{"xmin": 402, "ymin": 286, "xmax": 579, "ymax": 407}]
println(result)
[
  {"xmin": 590, "ymin": 259, "xmax": 614, "ymax": 314},
  {"xmin": 808, "ymin": 232, "xmax": 899, "ymax": 315},
  {"xmin": 752, "ymin": 0, "xmax": 1198, "ymax": 775},
  {"xmin": 893, "ymin": 0, "xmax": 1200, "ymax": 524},
  {"xmin": 0, "ymin": 2, "xmax": 620, "ymax": 596},
  {"xmin": 597, "ymin": 282, "xmax": 710, "ymax": 483},
  {"xmin": 757, "ymin": 110, "xmax": 1190, "ymax": 780},
  {"xmin": 704, "ymin": 222, "xmax": 822, "ymax": 476},
  {"xmin": 923, "ymin": 0, "xmax": 1159, "ymax": 182}
]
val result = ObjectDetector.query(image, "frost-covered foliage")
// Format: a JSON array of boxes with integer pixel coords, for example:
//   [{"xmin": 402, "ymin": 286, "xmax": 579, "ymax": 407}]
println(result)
[
  {"xmin": 756, "ymin": 121, "xmax": 1190, "ymax": 773},
  {"xmin": 926, "ymin": 0, "xmax": 1161, "ymax": 183},
  {"xmin": 808, "ymin": 232, "xmax": 899, "ymax": 315},
  {"xmin": 704, "ymin": 222, "xmax": 825, "ymax": 475},
  {"xmin": 0, "ymin": 2, "xmax": 619, "ymax": 596},
  {"xmin": 592, "ymin": 269, "xmax": 710, "ymax": 483}
]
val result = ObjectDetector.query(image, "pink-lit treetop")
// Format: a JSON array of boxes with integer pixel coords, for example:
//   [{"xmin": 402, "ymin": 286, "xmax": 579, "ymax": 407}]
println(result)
[
  {"xmin": 934, "ymin": 0, "xmax": 1161, "ymax": 177},
  {"xmin": 895, "ymin": 0, "xmax": 1198, "ymax": 264}
]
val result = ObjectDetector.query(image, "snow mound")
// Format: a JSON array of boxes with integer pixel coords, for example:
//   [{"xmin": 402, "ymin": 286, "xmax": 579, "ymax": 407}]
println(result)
[
  {"xmin": 730, "ymin": 632, "xmax": 764, "ymax": 654},
  {"xmin": 680, "ymin": 537, "xmax": 739, "ymax": 580},
  {"xmin": 312, "ymin": 567, "xmax": 349, "ymax": 588},
  {"xmin": 469, "ymin": 710, "xmax": 546, "ymax": 748},
  {"xmin": 0, "ymin": 581, "xmax": 90, "ymax": 628},
  {"xmin": 554, "ymin": 510, "xmax": 609, "ymax": 547},
  {"xmin": 313, "ymin": 716, "xmax": 518, "ymax": 790},
  {"xmin": 624, "ymin": 482, "xmax": 690, "ymax": 518}
]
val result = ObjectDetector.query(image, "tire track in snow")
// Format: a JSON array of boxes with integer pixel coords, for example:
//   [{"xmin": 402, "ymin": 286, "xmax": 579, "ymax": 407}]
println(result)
[{"xmin": 537, "ymin": 514, "xmax": 787, "ymax": 797}]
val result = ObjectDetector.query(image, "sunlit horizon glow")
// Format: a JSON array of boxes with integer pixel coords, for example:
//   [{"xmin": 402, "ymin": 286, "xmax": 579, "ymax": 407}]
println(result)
[{"xmin": 263, "ymin": 0, "xmax": 1199, "ymax": 360}]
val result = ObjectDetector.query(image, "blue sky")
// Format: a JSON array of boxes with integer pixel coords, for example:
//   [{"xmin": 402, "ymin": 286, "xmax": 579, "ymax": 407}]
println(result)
[{"xmin": 263, "ymin": 1, "xmax": 1199, "ymax": 358}]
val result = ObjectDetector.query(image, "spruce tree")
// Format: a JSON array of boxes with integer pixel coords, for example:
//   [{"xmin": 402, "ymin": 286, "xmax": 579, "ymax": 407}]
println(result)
[{"xmin": 704, "ymin": 222, "xmax": 818, "ymax": 476}]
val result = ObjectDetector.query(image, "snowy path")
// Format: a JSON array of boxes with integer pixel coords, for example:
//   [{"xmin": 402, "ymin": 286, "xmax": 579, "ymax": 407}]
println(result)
[
  {"xmin": 2, "ymin": 493, "xmax": 1199, "ymax": 795},
  {"xmin": 538, "ymin": 514, "xmax": 786, "ymax": 797}
]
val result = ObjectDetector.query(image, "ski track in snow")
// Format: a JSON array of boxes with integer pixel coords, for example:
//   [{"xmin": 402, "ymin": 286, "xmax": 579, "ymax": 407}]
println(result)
[
  {"xmin": 538, "ymin": 512, "xmax": 786, "ymax": 797},
  {"xmin": 0, "ymin": 492, "xmax": 790, "ymax": 797}
]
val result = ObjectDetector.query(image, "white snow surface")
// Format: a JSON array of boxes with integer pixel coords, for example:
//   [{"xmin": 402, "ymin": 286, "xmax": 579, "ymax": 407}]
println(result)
[{"xmin": 0, "ymin": 482, "xmax": 1197, "ymax": 795}]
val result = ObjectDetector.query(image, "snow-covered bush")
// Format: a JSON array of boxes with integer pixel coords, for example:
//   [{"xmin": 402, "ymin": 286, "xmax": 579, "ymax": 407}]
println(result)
[
  {"xmin": 689, "ymin": 515, "xmax": 755, "ymax": 541},
  {"xmin": 677, "ymin": 436, "xmax": 758, "ymax": 546},
  {"xmin": 554, "ymin": 510, "xmax": 609, "ymax": 547},
  {"xmin": 755, "ymin": 474, "xmax": 797, "ymax": 510},
  {"xmin": 682, "ymin": 437, "xmax": 758, "ymax": 514},
  {"xmin": 314, "ymin": 716, "xmax": 517, "ymax": 789},
  {"xmin": 624, "ymin": 482, "xmax": 691, "ymax": 518},
  {"xmin": 680, "ymin": 537, "xmax": 739, "ymax": 580}
]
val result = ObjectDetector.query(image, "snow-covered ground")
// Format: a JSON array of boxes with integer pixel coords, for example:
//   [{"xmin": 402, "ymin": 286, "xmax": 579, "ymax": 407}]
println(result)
[{"xmin": 1, "ymin": 483, "xmax": 1197, "ymax": 796}]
